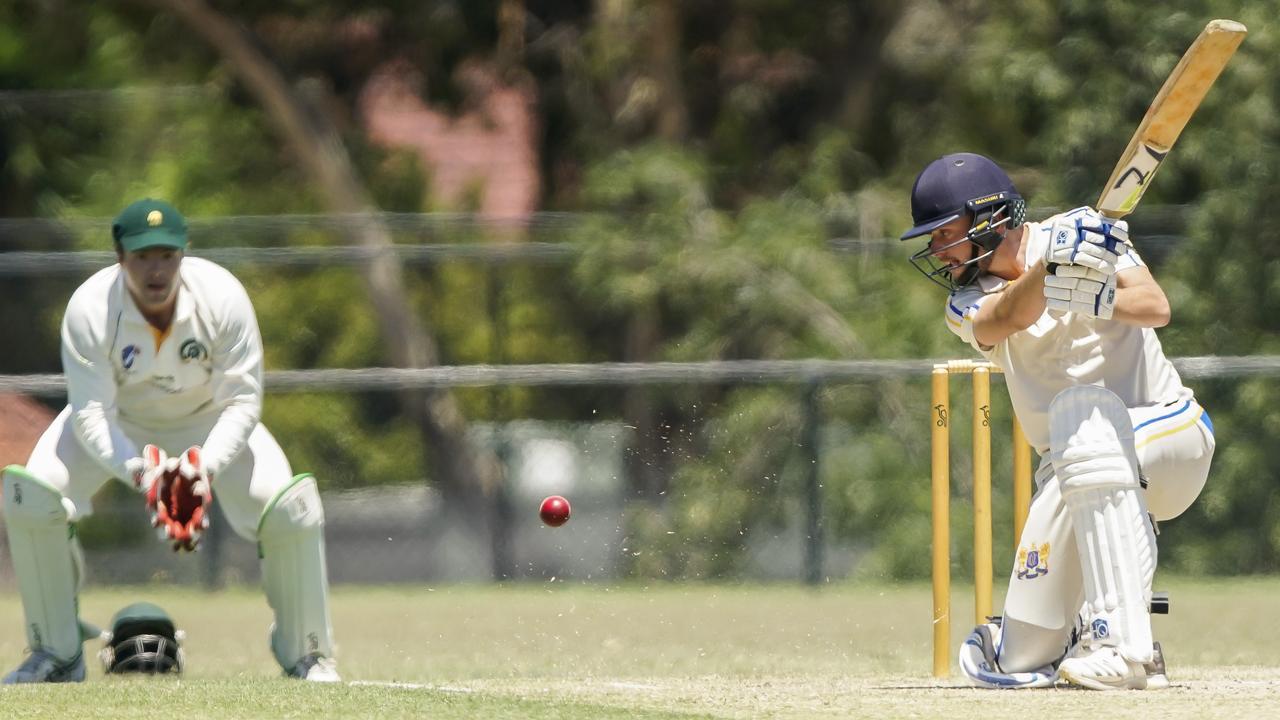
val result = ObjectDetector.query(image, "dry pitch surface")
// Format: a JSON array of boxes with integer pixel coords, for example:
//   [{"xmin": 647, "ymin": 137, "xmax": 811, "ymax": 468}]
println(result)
[{"xmin": 0, "ymin": 578, "xmax": 1276, "ymax": 718}]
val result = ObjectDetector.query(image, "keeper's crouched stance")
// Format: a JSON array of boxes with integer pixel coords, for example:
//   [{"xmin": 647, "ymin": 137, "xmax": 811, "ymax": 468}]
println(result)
[{"xmin": 1, "ymin": 199, "xmax": 337, "ymax": 683}]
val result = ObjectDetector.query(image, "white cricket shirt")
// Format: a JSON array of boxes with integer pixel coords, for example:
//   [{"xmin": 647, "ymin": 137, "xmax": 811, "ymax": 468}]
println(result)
[
  {"xmin": 60, "ymin": 257, "xmax": 264, "ymax": 481},
  {"xmin": 944, "ymin": 216, "xmax": 1189, "ymax": 452}
]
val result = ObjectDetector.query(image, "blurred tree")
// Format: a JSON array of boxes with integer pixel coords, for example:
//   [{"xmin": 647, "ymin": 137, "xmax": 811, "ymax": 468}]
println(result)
[{"xmin": 1, "ymin": 0, "xmax": 1276, "ymax": 578}]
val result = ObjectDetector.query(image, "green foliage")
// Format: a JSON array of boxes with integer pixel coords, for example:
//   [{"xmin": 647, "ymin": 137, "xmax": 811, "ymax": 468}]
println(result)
[
  {"xmin": 4, "ymin": 1, "xmax": 1278, "ymax": 579},
  {"xmin": 250, "ymin": 268, "xmax": 426, "ymax": 489}
]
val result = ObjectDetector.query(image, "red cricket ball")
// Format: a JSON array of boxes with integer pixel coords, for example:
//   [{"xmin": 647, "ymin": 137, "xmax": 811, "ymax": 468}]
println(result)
[{"xmin": 539, "ymin": 495, "xmax": 571, "ymax": 527}]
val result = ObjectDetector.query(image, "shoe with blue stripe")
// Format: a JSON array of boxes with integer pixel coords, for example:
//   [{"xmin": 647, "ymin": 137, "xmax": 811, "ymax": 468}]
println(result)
[{"xmin": 957, "ymin": 622, "xmax": 1058, "ymax": 689}]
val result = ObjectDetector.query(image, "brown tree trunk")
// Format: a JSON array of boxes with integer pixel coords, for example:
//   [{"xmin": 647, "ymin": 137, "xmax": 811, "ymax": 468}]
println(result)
[
  {"xmin": 838, "ymin": 3, "xmax": 904, "ymax": 138},
  {"xmin": 497, "ymin": 0, "xmax": 526, "ymax": 76},
  {"xmin": 621, "ymin": 0, "xmax": 688, "ymax": 502},
  {"xmin": 141, "ymin": 0, "xmax": 501, "ymax": 512},
  {"xmin": 649, "ymin": 0, "xmax": 688, "ymax": 141}
]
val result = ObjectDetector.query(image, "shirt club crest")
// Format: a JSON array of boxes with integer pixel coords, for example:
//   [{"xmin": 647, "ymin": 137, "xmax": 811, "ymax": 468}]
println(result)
[
  {"xmin": 121, "ymin": 344, "xmax": 139, "ymax": 370},
  {"xmin": 1016, "ymin": 542, "xmax": 1050, "ymax": 580},
  {"xmin": 179, "ymin": 338, "xmax": 208, "ymax": 362}
]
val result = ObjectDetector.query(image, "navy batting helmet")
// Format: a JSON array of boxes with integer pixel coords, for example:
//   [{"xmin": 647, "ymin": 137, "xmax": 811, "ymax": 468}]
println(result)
[{"xmin": 901, "ymin": 153, "xmax": 1026, "ymax": 290}]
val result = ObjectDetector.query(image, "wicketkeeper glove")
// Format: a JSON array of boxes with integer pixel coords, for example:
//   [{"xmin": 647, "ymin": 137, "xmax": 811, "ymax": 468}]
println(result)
[
  {"xmin": 1044, "ymin": 264, "xmax": 1118, "ymax": 319},
  {"xmin": 145, "ymin": 446, "xmax": 213, "ymax": 553},
  {"xmin": 126, "ymin": 444, "xmax": 171, "ymax": 494},
  {"xmin": 1044, "ymin": 207, "xmax": 1131, "ymax": 275}
]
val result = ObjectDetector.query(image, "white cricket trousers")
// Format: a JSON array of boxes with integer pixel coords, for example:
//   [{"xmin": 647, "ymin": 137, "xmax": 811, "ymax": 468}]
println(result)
[
  {"xmin": 997, "ymin": 396, "xmax": 1216, "ymax": 672},
  {"xmin": 26, "ymin": 405, "xmax": 294, "ymax": 540}
]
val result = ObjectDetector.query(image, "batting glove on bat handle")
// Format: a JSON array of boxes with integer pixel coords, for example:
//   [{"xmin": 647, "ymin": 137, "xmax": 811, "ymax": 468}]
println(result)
[{"xmin": 1044, "ymin": 207, "xmax": 1129, "ymax": 276}]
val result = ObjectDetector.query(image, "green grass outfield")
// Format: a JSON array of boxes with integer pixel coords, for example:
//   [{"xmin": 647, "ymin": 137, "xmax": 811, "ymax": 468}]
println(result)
[{"xmin": 0, "ymin": 578, "xmax": 1277, "ymax": 718}]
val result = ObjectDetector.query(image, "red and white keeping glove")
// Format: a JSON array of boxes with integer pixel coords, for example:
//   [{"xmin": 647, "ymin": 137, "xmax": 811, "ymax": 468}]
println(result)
[
  {"xmin": 144, "ymin": 446, "xmax": 214, "ymax": 552},
  {"xmin": 127, "ymin": 444, "xmax": 171, "ymax": 494}
]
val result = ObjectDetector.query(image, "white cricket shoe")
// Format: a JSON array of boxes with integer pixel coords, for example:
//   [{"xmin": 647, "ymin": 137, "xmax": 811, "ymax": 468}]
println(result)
[
  {"xmin": 2, "ymin": 650, "xmax": 86, "ymax": 684},
  {"xmin": 957, "ymin": 622, "xmax": 1058, "ymax": 689},
  {"xmin": 290, "ymin": 653, "xmax": 341, "ymax": 683},
  {"xmin": 1058, "ymin": 642, "xmax": 1169, "ymax": 691}
]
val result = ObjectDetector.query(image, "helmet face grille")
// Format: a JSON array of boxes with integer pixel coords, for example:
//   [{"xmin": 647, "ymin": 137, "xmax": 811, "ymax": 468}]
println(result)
[
  {"xmin": 1008, "ymin": 197, "xmax": 1027, "ymax": 227},
  {"xmin": 906, "ymin": 193, "xmax": 1019, "ymax": 292},
  {"xmin": 107, "ymin": 634, "xmax": 183, "ymax": 674}
]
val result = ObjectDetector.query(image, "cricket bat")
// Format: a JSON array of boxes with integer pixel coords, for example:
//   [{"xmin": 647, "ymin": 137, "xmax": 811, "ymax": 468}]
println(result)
[{"xmin": 1096, "ymin": 19, "xmax": 1247, "ymax": 219}]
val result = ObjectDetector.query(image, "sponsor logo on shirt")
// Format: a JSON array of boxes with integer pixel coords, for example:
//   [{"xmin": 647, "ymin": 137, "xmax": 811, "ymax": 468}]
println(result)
[
  {"xmin": 179, "ymin": 338, "xmax": 208, "ymax": 362},
  {"xmin": 121, "ymin": 344, "xmax": 140, "ymax": 370}
]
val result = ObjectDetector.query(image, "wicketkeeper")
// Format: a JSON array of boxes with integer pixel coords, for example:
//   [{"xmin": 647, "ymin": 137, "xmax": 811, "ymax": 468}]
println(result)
[
  {"xmin": 901, "ymin": 154, "xmax": 1215, "ymax": 690},
  {"xmin": 1, "ymin": 199, "xmax": 339, "ymax": 683}
]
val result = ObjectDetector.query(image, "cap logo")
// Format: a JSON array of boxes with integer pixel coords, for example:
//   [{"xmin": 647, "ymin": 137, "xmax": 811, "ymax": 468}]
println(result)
[{"xmin": 147, "ymin": 210, "xmax": 163, "ymax": 227}]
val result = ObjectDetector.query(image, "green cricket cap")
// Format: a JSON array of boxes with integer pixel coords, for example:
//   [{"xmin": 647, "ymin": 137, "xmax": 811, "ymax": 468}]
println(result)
[{"xmin": 112, "ymin": 198, "xmax": 188, "ymax": 252}]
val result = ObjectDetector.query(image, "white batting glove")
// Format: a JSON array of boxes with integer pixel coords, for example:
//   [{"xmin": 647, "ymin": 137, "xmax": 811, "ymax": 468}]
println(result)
[
  {"xmin": 1044, "ymin": 264, "xmax": 1117, "ymax": 319},
  {"xmin": 125, "ymin": 444, "xmax": 174, "ymax": 494},
  {"xmin": 1044, "ymin": 207, "xmax": 1131, "ymax": 275}
]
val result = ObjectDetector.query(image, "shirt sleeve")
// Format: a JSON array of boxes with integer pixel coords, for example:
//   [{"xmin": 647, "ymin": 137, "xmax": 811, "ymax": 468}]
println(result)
[
  {"xmin": 199, "ymin": 277, "xmax": 264, "ymax": 478},
  {"xmin": 944, "ymin": 287, "xmax": 996, "ymax": 357},
  {"xmin": 62, "ymin": 299, "xmax": 141, "ymax": 483}
]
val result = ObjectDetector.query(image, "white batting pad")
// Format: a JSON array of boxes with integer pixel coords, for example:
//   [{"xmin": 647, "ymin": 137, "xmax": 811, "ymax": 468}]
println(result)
[
  {"xmin": 2, "ymin": 466, "xmax": 85, "ymax": 662},
  {"xmin": 1049, "ymin": 387, "xmax": 1155, "ymax": 664},
  {"xmin": 257, "ymin": 473, "xmax": 335, "ymax": 669}
]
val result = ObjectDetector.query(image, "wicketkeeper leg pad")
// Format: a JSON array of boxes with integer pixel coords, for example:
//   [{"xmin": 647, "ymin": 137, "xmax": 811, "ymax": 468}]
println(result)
[
  {"xmin": 257, "ymin": 473, "xmax": 335, "ymax": 671},
  {"xmin": 2, "ymin": 465, "xmax": 84, "ymax": 664},
  {"xmin": 1049, "ymin": 387, "xmax": 1156, "ymax": 664}
]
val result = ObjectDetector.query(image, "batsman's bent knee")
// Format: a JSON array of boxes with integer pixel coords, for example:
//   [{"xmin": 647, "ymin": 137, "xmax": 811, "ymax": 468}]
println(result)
[
  {"xmin": 1049, "ymin": 386, "xmax": 1140, "ymax": 495},
  {"xmin": 257, "ymin": 473, "xmax": 335, "ymax": 671}
]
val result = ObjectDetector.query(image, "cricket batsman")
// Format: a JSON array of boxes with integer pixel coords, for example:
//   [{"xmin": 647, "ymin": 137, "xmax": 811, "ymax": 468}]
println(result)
[
  {"xmin": 901, "ymin": 154, "xmax": 1215, "ymax": 689},
  {"xmin": 1, "ymin": 199, "xmax": 338, "ymax": 683}
]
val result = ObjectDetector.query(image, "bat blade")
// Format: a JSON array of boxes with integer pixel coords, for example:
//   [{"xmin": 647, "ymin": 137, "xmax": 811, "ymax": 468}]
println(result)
[{"xmin": 1097, "ymin": 19, "xmax": 1247, "ymax": 219}]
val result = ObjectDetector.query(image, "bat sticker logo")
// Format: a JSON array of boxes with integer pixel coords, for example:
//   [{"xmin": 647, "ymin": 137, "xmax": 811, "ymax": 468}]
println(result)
[{"xmin": 1112, "ymin": 146, "xmax": 1169, "ymax": 190}]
